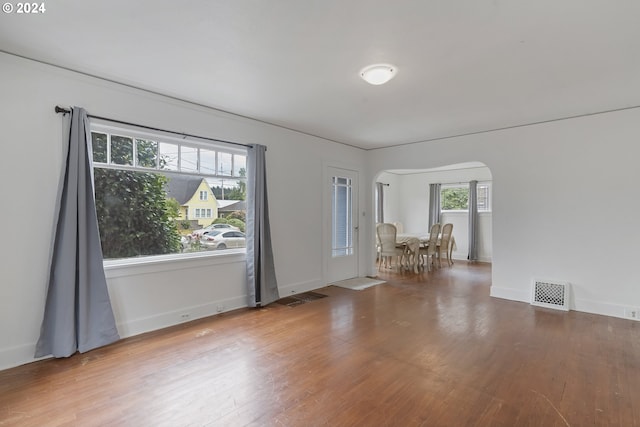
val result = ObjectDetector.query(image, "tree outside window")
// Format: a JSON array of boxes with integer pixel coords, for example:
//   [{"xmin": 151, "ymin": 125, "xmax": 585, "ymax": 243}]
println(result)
[
  {"xmin": 441, "ymin": 183, "xmax": 491, "ymax": 212},
  {"xmin": 441, "ymin": 186, "xmax": 469, "ymax": 211}
]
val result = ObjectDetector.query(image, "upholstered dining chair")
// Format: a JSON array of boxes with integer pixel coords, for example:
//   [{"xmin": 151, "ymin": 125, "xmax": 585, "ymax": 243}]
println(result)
[
  {"xmin": 419, "ymin": 223, "xmax": 440, "ymax": 271},
  {"xmin": 438, "ymin": 223, "xmax": 454, "ymax": 267},
  {"xmin": 376, "ymin": 223, "xmax": 405, "ymax": 271}
]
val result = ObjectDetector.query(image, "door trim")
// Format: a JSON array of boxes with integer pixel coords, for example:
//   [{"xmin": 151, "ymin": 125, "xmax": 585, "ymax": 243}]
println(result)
[{"xmin": 323, "ymin": 165, "xmax": 359, "ymax": 284}]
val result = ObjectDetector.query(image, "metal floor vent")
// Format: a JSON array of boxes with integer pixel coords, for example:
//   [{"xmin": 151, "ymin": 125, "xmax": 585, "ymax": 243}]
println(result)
[
  {"xmin": 531, "ymin": 279, "xmax": 570, "ymax": 311},
  {"xmin": 276, "ymin": 291, "xmax": 328, "ymax": 307}
]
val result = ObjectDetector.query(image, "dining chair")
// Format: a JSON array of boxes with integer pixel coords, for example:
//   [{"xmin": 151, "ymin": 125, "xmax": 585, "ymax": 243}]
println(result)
[
  {"xmin": 376, "ymin": 223, "xmax": 405, "ymax": 271},
  {"xmin": 419, "ymin": 223, "xmax": 440, "ymax": 271},
  {"xmin": 438, "ymin": 223, "xmax": 454, "ymax": 267}
]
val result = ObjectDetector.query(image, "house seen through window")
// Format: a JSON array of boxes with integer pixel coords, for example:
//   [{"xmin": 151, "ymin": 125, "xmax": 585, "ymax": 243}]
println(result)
[{"xmin": 91, "ymin": 124, "xmax": 247, "ymax": 260}]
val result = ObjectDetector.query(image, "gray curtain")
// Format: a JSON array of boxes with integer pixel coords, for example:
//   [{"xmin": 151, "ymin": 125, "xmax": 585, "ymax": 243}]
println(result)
[
  {"xmin": 428, "ymin": 183, "xmax": 441, "ymax": 230},
  {"xmin": 375, "ymin": 182, "xmax": 385, "ymax": 223},
  {"xmin": 35, "ymin": 107, "xmax": 120, "ymax": 358},
  {"xmin": 468, "ymin": 180, "xmax": 479, "ymax": 261},
  {"xmin": 246, "ymin": 144, "xmax": 280, "ymax": 307}
]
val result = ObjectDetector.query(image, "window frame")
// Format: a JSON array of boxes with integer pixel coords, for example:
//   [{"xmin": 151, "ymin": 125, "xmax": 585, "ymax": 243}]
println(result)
[
  {"xmin": 90, "ymin": 122, "xmax": 248, "ymax": 267},
  {"xmin": 91, "ymin": 124, "xmax": 248, "ymax": 178},
  {"xmin": 331, "ymin": 175, "xmax": 354, "ymax": 257},
  {"xmin": 440, "ymin": 181, "xmax": 492, "ymax": 213}
]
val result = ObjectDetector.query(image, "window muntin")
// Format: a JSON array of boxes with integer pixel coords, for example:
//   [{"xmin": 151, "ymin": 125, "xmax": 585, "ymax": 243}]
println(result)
[
  {"xmin": 91, "ymin": 129, "xmax": 246, "ymax": 178},
  {"xmin": 441, "ymin": 182, "xmax": 491, "ymax": 212},
  {"xmin": 194, "ymin": 208, "xmax": 213, "ymax": 218},
  {"xmin": 90, "ymin": 125, "xmax": 247, "ymax": 261},
  {"xmin": 331, "ymin": 175, "xmax": 353, "ymax": 257},
  {"xmin": 476, "ymin": 184, "xmax": 491, "ymax": 211}
]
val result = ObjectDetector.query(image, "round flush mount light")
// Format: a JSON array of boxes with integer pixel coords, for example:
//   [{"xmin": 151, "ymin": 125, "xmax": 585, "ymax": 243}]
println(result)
[{"xmin": 359, "ymin": 63, "xmax": 397, "ymax": 85}]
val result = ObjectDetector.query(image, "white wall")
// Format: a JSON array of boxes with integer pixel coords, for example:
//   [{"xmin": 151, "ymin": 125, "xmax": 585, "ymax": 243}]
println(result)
[
  {"xmin": 439, "ymin": 211, "xmax": 492, "ymax": 263},
  {"xmin": 376, "ymin": 167, "xmax": 493, "ymax": 262},
  {"xmin": 366, "ymin": 107, "xmax": 640, "ymax": 321},
  {"xmin": 0, "ymin": 53, "xmax": 366, "ymax": 370}
]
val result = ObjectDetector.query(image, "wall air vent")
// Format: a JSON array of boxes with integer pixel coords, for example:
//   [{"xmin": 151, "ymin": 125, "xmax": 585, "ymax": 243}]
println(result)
[{"xmin": 531, "ymin": 279, "xmax": 570, "ymax": 311}]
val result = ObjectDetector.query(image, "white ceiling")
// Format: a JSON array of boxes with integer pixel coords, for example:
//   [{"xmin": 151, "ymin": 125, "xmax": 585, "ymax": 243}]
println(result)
[{"xmin": 2, "ymin": 0, "xmax": 640, "ymax": 150}]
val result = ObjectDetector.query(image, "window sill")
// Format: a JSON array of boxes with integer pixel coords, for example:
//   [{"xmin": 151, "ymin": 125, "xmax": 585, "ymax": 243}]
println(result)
[{"xmin": 104, "ymin": 249, "xmax": 246, "ymax": 279}]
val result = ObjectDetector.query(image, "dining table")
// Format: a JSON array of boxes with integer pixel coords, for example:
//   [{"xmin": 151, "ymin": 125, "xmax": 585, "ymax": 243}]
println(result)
[
  {"xmin": 394, "ymin": 235, "xmax": 421, "ymax": 273},
  {"xmin": 396, "ymin": 232, "xmax": 456, "ymax": 272}
]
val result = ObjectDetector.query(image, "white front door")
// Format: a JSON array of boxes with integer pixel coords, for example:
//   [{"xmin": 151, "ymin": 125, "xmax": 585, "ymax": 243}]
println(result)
[{"xmin": 325, "ymin": 167, "xmax": 358, "ymax": 283}]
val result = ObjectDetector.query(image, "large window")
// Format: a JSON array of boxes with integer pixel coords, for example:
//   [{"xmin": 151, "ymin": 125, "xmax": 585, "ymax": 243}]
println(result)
[
  {"xmin": 441, "ymin": 182, "xmax": 491, "ymax": 212},
  {"xmin": 91, "ymin": 124, "xmax": 247, "ymax": 260}
]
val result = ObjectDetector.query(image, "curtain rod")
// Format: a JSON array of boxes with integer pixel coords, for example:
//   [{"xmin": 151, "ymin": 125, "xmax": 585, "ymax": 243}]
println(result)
[
  {"xmin": 55, "ymin": 106, "xmax": 253, "ymax": 149},
  {"xmin": 376, "ymin": 182, "xmax": 390, "ymax": 186},
  {"xmin": 441, "ymin": 180, "xmax": 488, "ymax": 185}
]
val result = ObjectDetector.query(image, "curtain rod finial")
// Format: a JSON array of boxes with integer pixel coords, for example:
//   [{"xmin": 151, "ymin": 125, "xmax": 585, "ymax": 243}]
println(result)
[{"xmin": 55, "ymin": 106, "xmax": 71, "ymax": 114}]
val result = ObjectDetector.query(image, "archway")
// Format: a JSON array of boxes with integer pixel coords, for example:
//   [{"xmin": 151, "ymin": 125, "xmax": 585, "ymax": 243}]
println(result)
[{"xmin": 373, "ymin": 161, "xmax": 493, "ymax": 268}]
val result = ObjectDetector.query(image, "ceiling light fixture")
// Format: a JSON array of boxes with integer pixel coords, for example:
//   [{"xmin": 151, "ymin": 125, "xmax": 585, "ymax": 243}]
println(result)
[{"xmin": 360, "ymin": 64, "xmax": 397, "ymax": 85}]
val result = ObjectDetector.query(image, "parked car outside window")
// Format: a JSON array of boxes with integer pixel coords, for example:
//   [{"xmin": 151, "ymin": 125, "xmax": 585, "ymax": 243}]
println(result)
[
  {"xmin": 191, "ymin": 223, "xmax": 240, "ymax": 239},
  {"xmin": 200, "ymin": 230, "xmax": 246, "ymax": 250}
]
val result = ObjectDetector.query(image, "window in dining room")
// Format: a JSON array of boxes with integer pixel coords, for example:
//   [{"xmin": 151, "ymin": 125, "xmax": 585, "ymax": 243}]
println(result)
[{"xmin": 441, "ymin": 183, "xmax": 491, "ymax": 212}]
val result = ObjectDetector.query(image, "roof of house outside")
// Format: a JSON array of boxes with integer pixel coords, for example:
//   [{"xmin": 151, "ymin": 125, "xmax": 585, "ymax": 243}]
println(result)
[
  {"xmin": 165, "ymin": 176, "xmax": 207, "ymax": 205},
  {"xmin": 218, "ymin": 201, "xmax": 246, "ymax": 212}
]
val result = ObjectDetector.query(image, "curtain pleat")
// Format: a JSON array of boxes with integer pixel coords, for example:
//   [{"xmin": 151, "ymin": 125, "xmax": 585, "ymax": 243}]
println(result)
[
  {"xmin": 375, "ymin": 182, "xmax": 385, "ymax": 223},
  {"xmin": 468, "ymin": 180, "xmax": 479, "ymax": 261},
  {"xmin": 35, "ymin": 107, "xmax": 119, "ymax": 358},
  {"xmin": 246, "ymin": 144, "xmax": 280, "ymax": 307},
  {"xmin": 428, "ymin": 183, "xmax": 441, "ymax": 230}
]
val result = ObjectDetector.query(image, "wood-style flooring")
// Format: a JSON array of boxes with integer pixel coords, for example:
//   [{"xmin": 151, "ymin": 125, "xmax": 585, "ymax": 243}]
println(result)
[{"xmin": 2, "ymin": 262, "xmax": 640, "ymax": 426}]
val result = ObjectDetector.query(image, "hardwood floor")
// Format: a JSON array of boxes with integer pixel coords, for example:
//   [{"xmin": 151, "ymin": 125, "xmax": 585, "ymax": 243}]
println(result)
[{"xmin": 2, "ymin": 262, "xmax": 640, "ymax": 426}]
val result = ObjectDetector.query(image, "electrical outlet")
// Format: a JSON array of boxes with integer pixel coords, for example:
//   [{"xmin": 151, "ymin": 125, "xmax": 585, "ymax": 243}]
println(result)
[
  {"xmin": 180, "ymin": 313, "xmax": 191, "ymax": 321},
  {"xmin": 624, "ymin": 308, "xmax": 639, "ymax": 320},
  {"xmin": 216, "ymin": 305, "xmax": 224, "ymax": 313}
]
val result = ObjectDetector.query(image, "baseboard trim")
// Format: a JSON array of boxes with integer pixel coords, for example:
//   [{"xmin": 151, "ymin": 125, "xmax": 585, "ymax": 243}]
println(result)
[
  {"xmin": 490, "ymin": 286, "xmax": 530, "ymax": 303},
  {"xmin": 0, "ymin": 295, "xmax": 249, "ymax": 372},
  {"xmin": 116, "ymin": 295, "xmax": 248, "ymax": 338},
  {"xmin": 279, "ymin": 278, "xmax": 325, "ymax": 297},
  {"xmin": 490, "ymin": 286, "xmax": 639, "ymax": 321},
  {"xmin": 0, "ymin": 281, "xmax": 324, "ymax": 372},
  {"xmin": 0, "ymin": 344, "xmax": 49, "ymax": 372},
  {"xmin": 572, "ymin": 298, "xmax": 639, "ymax": 321},
  {"xmin": 451, "ymin": 256, "xmax": 492, "ymax": 263}
]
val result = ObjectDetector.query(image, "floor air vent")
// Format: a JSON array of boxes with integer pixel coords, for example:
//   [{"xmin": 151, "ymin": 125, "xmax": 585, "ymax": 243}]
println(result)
[
  {"xmin": 531, "ymin": 279, "xmax": 570, "ymax": 311},
  {"xmin": 276, "ymin": 291, "xmax": 327, "ymax": 307}
]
